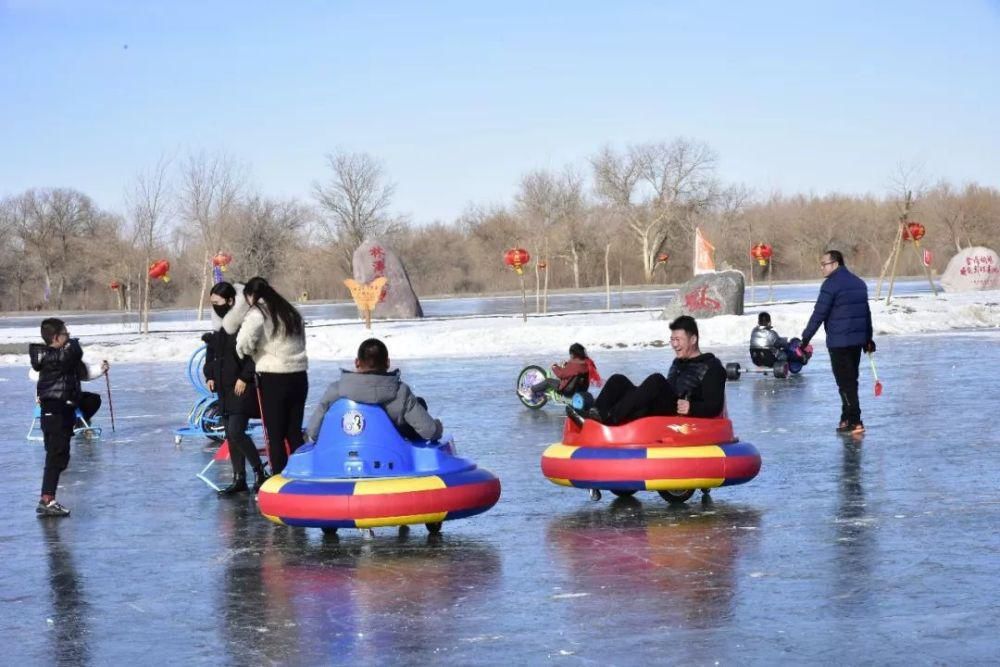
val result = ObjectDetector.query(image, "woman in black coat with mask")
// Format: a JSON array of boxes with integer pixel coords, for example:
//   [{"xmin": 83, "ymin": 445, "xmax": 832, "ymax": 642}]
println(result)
[{"xmin": 204, "ymin": 282, "xmax": 269, "ymax": 494}]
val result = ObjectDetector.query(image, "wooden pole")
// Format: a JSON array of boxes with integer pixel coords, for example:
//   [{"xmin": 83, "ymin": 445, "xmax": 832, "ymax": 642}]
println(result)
[
  {"xmin": 875, "ymin": 244, "xmax": 897, "ymax": 299},
  {"xmin": 885, "ymin": 224, "xmax": 904, "ymax": 305},
  {"xmin": 883, "ymin": 190, "xmax": 913, "ymax": 302},
  {"xmin": 604, "ymin": 243, "xmax": 611, "ymax": 311},
  {"xmin": 749, "ymin": 261, "xmax": 755, "ymax": 303},
  {"xmin": 768, "ymin": 261, "xmax": 774, "ymax": 303},
  {"xmin": 520, "ymin": 273, "xmax": 527, "ymax": 323}
]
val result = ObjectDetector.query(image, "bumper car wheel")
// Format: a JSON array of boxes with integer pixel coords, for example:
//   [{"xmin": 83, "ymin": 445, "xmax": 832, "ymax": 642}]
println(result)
[{"xmin": 658, "ymin": 489, "xmax": 696, "ymax": 505}]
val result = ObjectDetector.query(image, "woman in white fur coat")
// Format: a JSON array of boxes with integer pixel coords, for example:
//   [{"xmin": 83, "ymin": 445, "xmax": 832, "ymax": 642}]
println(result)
[{"xmin": 235, "ymin": 276, "xmax": 309, "ymax": 475}]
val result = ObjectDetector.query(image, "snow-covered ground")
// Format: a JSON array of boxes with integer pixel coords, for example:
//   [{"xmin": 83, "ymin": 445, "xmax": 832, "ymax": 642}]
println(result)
[{"xmin": 2, "ymin": 288, "xmax": 999, "ymax": 365}]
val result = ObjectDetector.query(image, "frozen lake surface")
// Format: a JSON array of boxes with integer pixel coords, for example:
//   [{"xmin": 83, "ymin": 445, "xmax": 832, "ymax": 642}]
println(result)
[{"xmin": 2, "ymin": 331, "xmax": 998, "ymax": 664}]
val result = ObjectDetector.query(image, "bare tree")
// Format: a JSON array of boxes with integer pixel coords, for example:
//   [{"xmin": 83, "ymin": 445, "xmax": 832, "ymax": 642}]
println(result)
[
  {"xmin": 126, "ymin": 156, "xmax": 173, "ymax": 333},
  {"xmin": 7, "ymin": 188, "xmax": 100, "ymax": 308},
  {"xmin": 592, "ymin": 139, "xmax": 718, "ymax": 282},
  {"xmin": 178, "ymin": 151, "xmax": 246, "ymax": 320},
  {"xmin": 516, "ymin": 168, "xmax": 587, "ymax": 310},
  {"xmin": 231, "ymin": 195, "xmax": 309, "ymax": 278},
  {"xmin": 313, "ymin": 151, "xmax": 401, "ymax": 269}
]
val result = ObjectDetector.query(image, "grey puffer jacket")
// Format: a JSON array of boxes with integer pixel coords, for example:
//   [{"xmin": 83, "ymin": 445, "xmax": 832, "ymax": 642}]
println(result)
[{"xmin": 305, "ymin": 369, "xmax": 443, "ymax": 442}]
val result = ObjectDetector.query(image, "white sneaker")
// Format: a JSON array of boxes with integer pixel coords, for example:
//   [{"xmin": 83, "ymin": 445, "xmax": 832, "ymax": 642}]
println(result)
[{"xmin": 37, "ymin": 499, "xmax": 71, "ymax": 517}]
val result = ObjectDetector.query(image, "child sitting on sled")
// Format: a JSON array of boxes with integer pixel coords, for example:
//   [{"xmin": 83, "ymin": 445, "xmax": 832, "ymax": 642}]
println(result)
[
  {"xmin": 524, "ymin": 343, "xmax": 602, "ymax": 400},
  {"xmin": 749, "ymin": 312, "xmax": 812, "ymax": 368},
  {"xmin": 749, "ymin": 312, "xmax": 788, "ymax": 368}
]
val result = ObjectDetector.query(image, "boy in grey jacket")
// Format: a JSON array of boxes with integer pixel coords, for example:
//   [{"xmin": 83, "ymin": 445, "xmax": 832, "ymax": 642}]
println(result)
[{"xmin": 306, "ymin": 338, "xmax": 443, "ymax": 443}]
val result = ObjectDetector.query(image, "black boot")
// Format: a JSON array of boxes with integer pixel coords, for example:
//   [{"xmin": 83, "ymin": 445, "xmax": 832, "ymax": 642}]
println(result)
[
  {"xmin": 218, "ymin": 472, "xmax": 248, "ymax": 496},
  {"xmin": 252, "ymin": 465, "xmax": 270, "ymax": 493}
]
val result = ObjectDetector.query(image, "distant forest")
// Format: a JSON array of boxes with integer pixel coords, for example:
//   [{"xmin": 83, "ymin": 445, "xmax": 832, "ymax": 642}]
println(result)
[{"xmin": 2, "ymin": 139, "xmax": 997, "ymax": 316}]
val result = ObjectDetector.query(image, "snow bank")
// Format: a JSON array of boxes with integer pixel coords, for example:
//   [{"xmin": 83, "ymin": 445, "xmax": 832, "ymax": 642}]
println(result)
[{"xmin": 2, "ymin": 289, "xmax": 998, "ymax": 365}]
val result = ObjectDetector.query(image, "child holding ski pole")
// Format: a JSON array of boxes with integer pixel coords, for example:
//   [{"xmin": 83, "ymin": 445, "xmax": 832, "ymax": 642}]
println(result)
[{"xmin": 29, "ymin": 318, "xmax": 108, "ymax": 517}]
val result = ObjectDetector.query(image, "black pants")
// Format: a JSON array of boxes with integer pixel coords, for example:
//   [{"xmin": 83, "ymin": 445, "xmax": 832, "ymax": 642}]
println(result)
[
  {"xmin": 226, "ymin": 413, "xmax": 262, "ymax": 476},
  {"xmin": 594, "ymin": 373, "xmax": 678, "ymax": 425},
  {"xmin": 41, "ymin": 402, "xmax": 75, "ymax": 497},
  {"xmin": 531, "ymin": 378, "xmax": 560, "ymax": 395},
  {"xmin": 78, "ymin": 392, "xmax": 101, "ymax": 424},
  {"xmin": 258, "ymin": 371, "xmax": 308, "ymax": 475},
  {"xmin": 829, "ymin": 346, "xmax": 863, "ymax": 425}
]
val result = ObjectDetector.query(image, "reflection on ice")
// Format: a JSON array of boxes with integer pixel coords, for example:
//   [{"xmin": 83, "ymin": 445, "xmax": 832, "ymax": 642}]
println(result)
[
  {"xmin": 546, "ymin": 500, "xmax": 762, "ymax": 631},
  {"xmin": 217, "ymin": 501, "xmax": 502, "ymax": 665}
]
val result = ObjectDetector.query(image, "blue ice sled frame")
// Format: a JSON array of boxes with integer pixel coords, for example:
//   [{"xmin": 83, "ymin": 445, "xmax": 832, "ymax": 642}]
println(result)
[
  {"xmin": 27, "ymin": 404, "xmax": 101, "ymax": 442},
  {"xmin": 174, "ymin": 345, "xmax": 262, "ymax": 445},
  {"xmin": 285, "ymin": 399, "xmax": 462, "ymax": 480}
]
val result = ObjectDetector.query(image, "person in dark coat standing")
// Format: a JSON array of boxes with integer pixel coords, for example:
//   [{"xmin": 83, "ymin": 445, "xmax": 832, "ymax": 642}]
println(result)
[
  {"xmin": 800, "ymin": 250, "xmax": 876, "ymax": 435},
  {"xmin": 205, "ymin": 282, "xmax": 269, "ymax": 494}
]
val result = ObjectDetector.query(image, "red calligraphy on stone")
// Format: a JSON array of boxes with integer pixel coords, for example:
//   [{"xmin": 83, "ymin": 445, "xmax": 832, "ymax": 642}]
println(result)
[{"xmin": 683, "ymin": 285, "xmax": 722, "ymax": 311}]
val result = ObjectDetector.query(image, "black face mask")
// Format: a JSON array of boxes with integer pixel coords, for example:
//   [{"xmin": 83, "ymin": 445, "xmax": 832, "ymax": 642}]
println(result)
[{"xmin": 213, "ymin": 303, "xmax": 231, "ymax": 318}]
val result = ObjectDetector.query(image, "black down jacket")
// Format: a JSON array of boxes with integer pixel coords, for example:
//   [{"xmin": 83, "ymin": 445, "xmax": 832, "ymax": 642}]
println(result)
[
  {"xmin": 29, "ymin": 338, "xmax": 85, "ymax": 404},
  {"xmin": 203, "ymin": 327, "xmax": 259, "ymax": 418}
]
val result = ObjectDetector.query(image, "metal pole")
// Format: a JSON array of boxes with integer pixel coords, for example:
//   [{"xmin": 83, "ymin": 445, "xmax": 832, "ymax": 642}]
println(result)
[
  {"xmin": 768, "ymin": 261, "xmax": 774, "ymax": 303},
  {"xmin": 520, "ymin": 273, "xmax": 527, "ymax": 323}
]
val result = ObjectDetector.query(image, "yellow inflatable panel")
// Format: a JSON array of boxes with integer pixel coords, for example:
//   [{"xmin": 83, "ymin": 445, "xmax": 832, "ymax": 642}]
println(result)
[{"xmin": 352, "ymin": 475, "xmax": 447, "ymax": 495}]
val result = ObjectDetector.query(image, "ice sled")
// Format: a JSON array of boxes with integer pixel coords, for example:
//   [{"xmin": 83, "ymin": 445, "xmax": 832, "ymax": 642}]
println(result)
[
  {"xmin": 727, "ymin": 336, "xmax": 812, "ymax": 380},
  {"xmin": 26, "ymin": 403, "xmax": 101, "ymax": 442},
  {"xmin": 540, "ymin": 413, "xmax": 761, "ymax": 504},
  {"xmin": 174, "ymin": 344, "xmax": 262, "ymax": 444},
  {"xmin": 257, "ymin": 399, "xmax": 501, "ymax": 535}
]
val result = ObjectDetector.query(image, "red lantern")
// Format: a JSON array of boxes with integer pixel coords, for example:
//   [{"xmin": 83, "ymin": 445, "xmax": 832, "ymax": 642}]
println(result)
[
  {"xmin": 538, "ymin": 261, "xmax": 547, "ymax": 270},
  {"xmin": 750, "ymin": 243, "xmax": 773, "ymax": 266},
  {"xmin": 212, "ymin": 251, "xmax": 233, "ymax": 270},
  {"xmin": 109, "ymin": 280, "xmax": 121, "ymax": 290},
  {"xmin": 656, "ymin": 252, "xmax": 670, "ymax": 265},
  {"xmin": 148, "ymin": 259, "xmax": 171, "ymax": 283},
  {"xmin": 504, "ymin": 248, "xmax": 530, "ymax": 275},
  {"xmin": 902, "ymin": 221, "xmax": 925, "ymax": 242}
]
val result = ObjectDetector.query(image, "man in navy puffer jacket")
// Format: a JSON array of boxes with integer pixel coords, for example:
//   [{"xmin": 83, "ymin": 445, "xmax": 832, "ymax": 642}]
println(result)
[{"xmin": 800, "ymin": 250, "xmax": 875, "ymax": 434}]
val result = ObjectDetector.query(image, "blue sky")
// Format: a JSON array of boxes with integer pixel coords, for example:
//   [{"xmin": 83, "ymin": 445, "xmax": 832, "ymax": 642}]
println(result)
[{"xmin": 2, "ymin": 1, "xmax": 998, "ymax": 223}]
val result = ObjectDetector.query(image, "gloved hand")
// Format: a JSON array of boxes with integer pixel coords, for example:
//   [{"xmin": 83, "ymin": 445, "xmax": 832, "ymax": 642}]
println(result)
[{"xmin": 864, "ymin": 339, "xmax": 876, "ymax": 353}]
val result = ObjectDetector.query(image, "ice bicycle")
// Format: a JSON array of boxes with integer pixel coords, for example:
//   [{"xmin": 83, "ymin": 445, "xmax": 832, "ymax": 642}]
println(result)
[
  {"xmin": 515, "ymin": 365, "xmax": 591, "ymax": 410},
  {"xmin": 726, "ymin": 337, "xmax": 813, "ymax": 381}
]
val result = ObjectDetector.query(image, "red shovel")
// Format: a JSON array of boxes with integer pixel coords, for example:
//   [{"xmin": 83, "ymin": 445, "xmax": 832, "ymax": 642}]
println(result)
[{"xmin": 867, "ymin": 352, "xmax": 883, "ymax": 397}]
